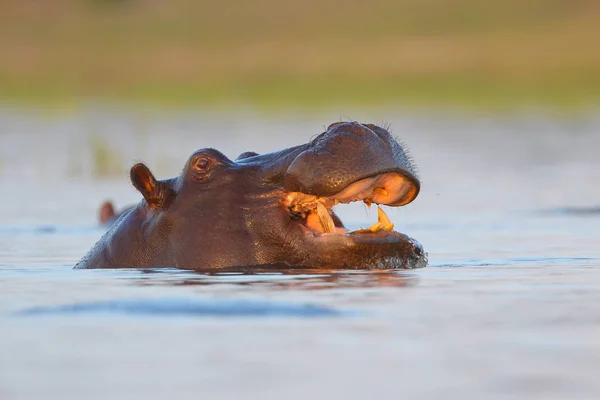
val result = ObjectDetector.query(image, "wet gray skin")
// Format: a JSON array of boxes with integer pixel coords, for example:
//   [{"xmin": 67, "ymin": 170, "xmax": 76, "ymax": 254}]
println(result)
[{"xmin": 76, "ymin": 122, "xmax": 427, "ymax": 270}]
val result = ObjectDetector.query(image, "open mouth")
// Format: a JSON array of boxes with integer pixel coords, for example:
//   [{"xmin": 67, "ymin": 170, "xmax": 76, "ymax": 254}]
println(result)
[{"xmin": 283, "ymin": 172, "xmax": 418, "ymax": 236}]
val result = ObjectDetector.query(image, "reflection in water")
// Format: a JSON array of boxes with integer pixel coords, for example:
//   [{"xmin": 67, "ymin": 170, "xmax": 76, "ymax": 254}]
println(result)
[{"xmin": 133, "ymin": 269, "xmax": 418, "ymax": 291}]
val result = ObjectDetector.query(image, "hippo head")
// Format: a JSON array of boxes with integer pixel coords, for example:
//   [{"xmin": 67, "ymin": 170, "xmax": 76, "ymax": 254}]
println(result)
[{"xmin": 86, "ymin": 122, "xmax": 427, "ymax": 270}]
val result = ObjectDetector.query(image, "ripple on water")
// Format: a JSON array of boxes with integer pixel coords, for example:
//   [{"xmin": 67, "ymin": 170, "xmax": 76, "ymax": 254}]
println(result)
[
  {"xmin": 432, "ymin": 256, "xmax": 600, "ymax": 268},
  {"xmin": 14, "ymin": 297, "xmax": 350, "ymax": 318}
]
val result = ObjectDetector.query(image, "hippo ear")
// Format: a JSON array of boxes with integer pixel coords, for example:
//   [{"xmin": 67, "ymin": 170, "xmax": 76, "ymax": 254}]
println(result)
[
  {"xmin": 236, "ymin": 151, "xmax": 259, "ymax": 161},
  {"xmin": 326, "ymin": 122, "xmax": 345, "ymax": 131},
  {"xmin": 130, "ymin": 163, "xmax": 163, "ymax": 209}
]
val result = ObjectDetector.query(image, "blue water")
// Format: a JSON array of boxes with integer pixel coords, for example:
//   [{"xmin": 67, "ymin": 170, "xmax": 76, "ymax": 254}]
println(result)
[{"xmin": 1, "ymin": 109, "xmax": 600, "ymax": 399}]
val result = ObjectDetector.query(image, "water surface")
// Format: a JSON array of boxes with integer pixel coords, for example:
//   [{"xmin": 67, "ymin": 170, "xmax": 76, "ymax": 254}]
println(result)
[{"xmin": 1, "ymin": 109, "xmax": 599, "ymax": 399}]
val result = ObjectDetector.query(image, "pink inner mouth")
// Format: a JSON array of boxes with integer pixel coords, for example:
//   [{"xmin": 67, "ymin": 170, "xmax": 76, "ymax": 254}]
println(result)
[{"xmin": 284, "ymin": 172, "xmax": 417, "ymax": 236}]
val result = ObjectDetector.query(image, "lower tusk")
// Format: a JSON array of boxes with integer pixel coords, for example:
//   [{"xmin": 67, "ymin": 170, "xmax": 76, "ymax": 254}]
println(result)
[
  {"xmin": 368, "ymin": 222, "xmax": 382, "ymax": 232},
  {"xmin": 316, "ymin": 202, "xmax": 336, "ymax": 233}
]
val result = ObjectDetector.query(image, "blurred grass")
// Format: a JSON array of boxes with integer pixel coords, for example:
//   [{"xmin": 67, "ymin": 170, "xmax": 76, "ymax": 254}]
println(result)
[{"xmin": 1, "ymin": 0, "xmax": 599, "ymax": 112}]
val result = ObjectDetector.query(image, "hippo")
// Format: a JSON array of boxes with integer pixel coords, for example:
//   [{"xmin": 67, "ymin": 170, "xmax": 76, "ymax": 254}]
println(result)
[
  {"xmin": 98, "ymin": 201, "xmax": 132, "ymax": 225},
  {"xmin": 75, "ymin": 122, "xmax": 427, "ymax": 270}
]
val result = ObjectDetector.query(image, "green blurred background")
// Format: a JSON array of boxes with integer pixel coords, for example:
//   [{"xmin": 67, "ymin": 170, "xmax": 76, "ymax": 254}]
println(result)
[{"xmin": 1, "ymin": 0, "xmax": 599, "ymax": 112}]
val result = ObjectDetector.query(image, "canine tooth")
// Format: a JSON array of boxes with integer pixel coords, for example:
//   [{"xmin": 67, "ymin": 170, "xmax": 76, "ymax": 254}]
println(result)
[
  {"xmin": 373, "ymin": 187, "xmax": 388, "ymax": 196},
  {"xmin": 377, "ymin": 206, "xmax": 394, "ymax": 231},
  {"xmin": 316, "ymin": 202, "xmax": 336, "ymax": 233},
  {"xmin": 368, "ymin": 222, "xmax": 382, "ymax": 232}
]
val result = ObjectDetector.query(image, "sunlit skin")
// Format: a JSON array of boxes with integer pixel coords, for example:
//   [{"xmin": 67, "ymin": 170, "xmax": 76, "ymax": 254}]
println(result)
[{"xmin": 76, "ymin": 122, "xmax": 427, "ymax": 270}]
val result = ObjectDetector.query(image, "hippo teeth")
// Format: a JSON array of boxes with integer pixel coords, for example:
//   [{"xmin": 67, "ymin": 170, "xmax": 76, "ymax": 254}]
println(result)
[
  {"xmin": 304, "ymin": 204, "xmax": 337, "ymax": 234},
  {"xmin": 354, "ymin": 206, "xmax": 394, "ymax": 233},
  {"xmin": 373, "ymin": 187, "xmax": 388, "ymax": 196},
  {"xmin": 377, "ymin": 206, "xmax": 394, "ymax": 231},
  {"xmin": 285, "ymin": 191, "xmax": 398, "ymax": 234},
  {"xmin": 283, "ymin": 171, "xmax": 415, "ymax": 235},
  {"xmin": 316, "ymin": 202, "xmax": 336, "ymax": 233}
]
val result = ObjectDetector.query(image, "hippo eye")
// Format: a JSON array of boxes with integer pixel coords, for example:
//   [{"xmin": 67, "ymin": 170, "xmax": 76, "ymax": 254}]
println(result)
[{"xmin": 194, "ymin": 157, "xmax": 210, "ymax": 171}]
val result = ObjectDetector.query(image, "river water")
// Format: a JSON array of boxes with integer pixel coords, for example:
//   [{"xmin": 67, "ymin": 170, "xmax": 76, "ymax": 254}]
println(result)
[{"xmin": 1, "ymin": 108, "xmax": 599, "ymax": 399}]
